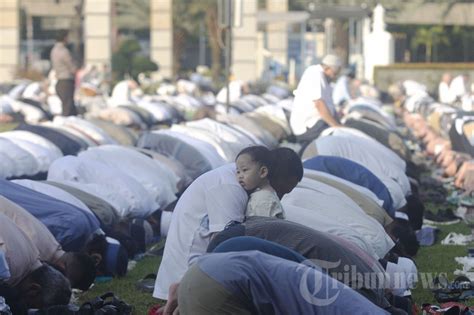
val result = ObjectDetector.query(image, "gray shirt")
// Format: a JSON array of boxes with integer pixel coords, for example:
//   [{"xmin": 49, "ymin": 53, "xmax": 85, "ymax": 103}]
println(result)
[
  {"xmin": 0, "ymin": 212, "xmax": 42, "ymax": 287},
  {"xmin": 209, "ymin": 216, "xmax": 388, "ymax": 308},
  {"xmin": 50, "ymin": 42, "xmax": 77, "ymax": 80},
  {"xmin": 198, "ymin": 251, "xmax": 389, "ymax": 315}
]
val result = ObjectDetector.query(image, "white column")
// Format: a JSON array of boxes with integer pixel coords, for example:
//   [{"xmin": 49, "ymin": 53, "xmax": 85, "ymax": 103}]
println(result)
[
  {"xmin": 0, "ymin": 0, "xmax": 19, "ymax": 82},
  {"xmin": 266, "ymin": 0, "xmax": 288, "ymax": 67},
  {"xmin": 150, "ymin": 0, "xmax": 173, "ymax": 78},
  {"xmin": 256, "ymin": 32, "xmax": 264, "ymax": 78},
  {"xmin": 324, "ymin": 18, "xmax": 334, "ymax": 54},
  {"xmin": 363, "ymin": 4, "xmax": 394, "ymax": 83},
  {"xmin": 232, "ymin": 0, "xmax": 258, "ymax": 81},
  {"xmin": 84, "ymin": 0, "xmax": 112, "ymax": 68}
]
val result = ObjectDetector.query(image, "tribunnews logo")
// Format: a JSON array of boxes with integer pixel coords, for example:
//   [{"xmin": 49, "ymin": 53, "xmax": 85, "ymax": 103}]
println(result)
[{"xmin": 297, "ymin": 259, "xmax": 447, "ymax": 306}]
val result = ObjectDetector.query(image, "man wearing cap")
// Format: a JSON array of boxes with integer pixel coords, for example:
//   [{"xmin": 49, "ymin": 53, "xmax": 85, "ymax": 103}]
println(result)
[{"xmin": 290, "ymin": 54, "xmax": 342, "ymax": 150}]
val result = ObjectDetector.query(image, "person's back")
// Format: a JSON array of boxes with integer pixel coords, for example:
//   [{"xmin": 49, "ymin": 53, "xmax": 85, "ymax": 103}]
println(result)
[
  {"xmin": 344, "ymin": 117, "xmax": 410, "ymax": 160},
  {"xmin": 207, "ymin": 216, "xmax": 387, "ymax": 308},
  {"xmin": 303, "ymin": 170, "xmax": 393, "ymax": 226},
  {"xmin": 155, "ymin": 147, "xmax": 303, "ymax": 300},
  {"xmin": 312, "ymin": 135, "xmax": 410, "ymax": 199},
  {"xmin": 282, "ymin": 185, "xmax": 394, "ymax": 259},
  {"xmin": 153, "ymin": 163, "xmax": 248, "ymax": 299},
  {"xmin": 0, "ymin": 212, "xmax": 42, "ymax": 287},
  {"xmin": 0, "ymin": 196, "xmax": 96, "ymax": 290},
  {"xmin": 179, "ymin": 251, "xmax": 388, "ymax": 315},
  {"xmin": 290, "ymin": 64, "xmax": 331, "ymax": 136},
  {"xmin": 0, "ymin": 179, "xmax": 101, "ymax": 252},
  {"xmin": 0, "ymin": 196, "xmax": 64, "ymax": 264},
  {"xmin": 303, "ymin": 155, "xmax": 394, "ymax": 215}
]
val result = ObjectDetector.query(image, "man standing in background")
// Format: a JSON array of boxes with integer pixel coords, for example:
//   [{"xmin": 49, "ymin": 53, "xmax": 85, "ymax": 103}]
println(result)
[
  {"xmin": 290, "ymin": 54, "xmax": 342, "ymax": 150},
  {"xmin": 438, "ymin": 72, "xmax": 455, "ymax": 104},
  {"xmin": 50, "ymin": 30, "xmax": 78, "ymax": 116}
]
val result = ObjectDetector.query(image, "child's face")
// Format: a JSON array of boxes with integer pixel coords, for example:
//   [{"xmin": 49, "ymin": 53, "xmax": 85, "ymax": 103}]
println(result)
[{"xmin": 235, "ymin": 153, "xmax": 268, "ymax": 191}]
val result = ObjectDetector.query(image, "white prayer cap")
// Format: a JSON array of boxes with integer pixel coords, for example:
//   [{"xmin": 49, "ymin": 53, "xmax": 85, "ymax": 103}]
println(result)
[{"xmin": 321, "ymin": 54, "xmax": 342, "ymax": 69}]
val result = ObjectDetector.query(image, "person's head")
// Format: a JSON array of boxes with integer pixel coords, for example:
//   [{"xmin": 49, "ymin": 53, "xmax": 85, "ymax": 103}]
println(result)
[
  {"xmin": 441, "ymin": 73, "xmax": 452, "ymax": 84},
  {"xmin": 16, "ymin": 264, "xmax": 71, "ymax": 310},
  {"xmin": 55, "ymin": 29, "xmax": 69, "ymax": 43},
  {"xmin": 321, "ymin": 54, "xmax": 342, "ymax": 80},
  {"xmin": 388, "ymin": 83, "xmax": 406, "ymax": 103},
  {"xmin": 404, "ymin": 195, "xmax": 425, "ymax": 231},
  {"xmin": 82, "ymin": 234, "xmax": 128, "ymax": 277},
  {"xmin": 387, "ymin": 219, "xmax": 420, "ymax": 258},
  {"xmin": 235, "ymin": 146, "xmax": 272, "ymax": 192},
  {"xmin": 268, "ymin": 148, "xmax": 304, "ymax": 199},
  {"xmin": 58, "ymin": 252, "xmax": 97, "ymax": 291},
  {"xmin": 343, "ymin": 65, "xmax": 356, "ymax": 79}
]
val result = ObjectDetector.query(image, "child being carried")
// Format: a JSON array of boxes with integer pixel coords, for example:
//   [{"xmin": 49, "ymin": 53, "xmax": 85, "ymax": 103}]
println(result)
[{"xmin": 235, "ymin": 146, "xmax": 285, "ymax": 219}]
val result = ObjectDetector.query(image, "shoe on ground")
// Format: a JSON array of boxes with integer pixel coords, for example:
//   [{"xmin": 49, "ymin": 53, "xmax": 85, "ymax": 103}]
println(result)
[{"xmin": 424, "ymin": 209, "xmax": 461, "ymax": 225}]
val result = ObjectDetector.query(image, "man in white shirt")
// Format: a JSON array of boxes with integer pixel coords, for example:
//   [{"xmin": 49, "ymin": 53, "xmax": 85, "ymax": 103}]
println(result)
[
  {"xmin": 290, "ymin": 54, "xmax": 342, "ymax": 148},
  {"xmin": 450, "ymin": 74, "xmax": 470, "ymax": 103},
  {"xmin": 153, "ymin": 148, "xmax": 303, "ymax": 300},
  {"xmin": 438, "ymin": 73, "xmax": 455, "ymax": 104}
]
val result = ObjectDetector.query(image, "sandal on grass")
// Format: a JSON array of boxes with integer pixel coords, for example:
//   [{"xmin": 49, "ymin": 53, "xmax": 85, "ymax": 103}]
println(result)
[{"xmin": 136, "ymin": 273, "xmax": 157, "ymax": 293}]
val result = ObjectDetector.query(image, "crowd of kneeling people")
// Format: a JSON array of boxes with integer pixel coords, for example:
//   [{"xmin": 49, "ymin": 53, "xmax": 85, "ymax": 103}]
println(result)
[
  {"xmin": 0, "ymin": 80, "xmax": 446, "ymax": 314},
  {"xmin": 398, "ymin": 80, "xmax": 474, "ymax": 194}
]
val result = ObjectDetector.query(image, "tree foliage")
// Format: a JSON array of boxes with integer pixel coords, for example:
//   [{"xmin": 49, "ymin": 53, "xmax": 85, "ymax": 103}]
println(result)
[
  {"xmin": 173, "ymin": 0, "xmax": 222, "ymax": 81},
  {"xmin": 411, "ymin": 26, "xmax": 449, "ymax": 62},
  {"xmin": 112, "ymin": 39, "xmax": 158, "ymax": 81},
  {"xmin": 421, "ymin": 0, "xmax": 474, "ymax": 17},
  {"xmin": 114, "ymin": 0, "xmax": 150, "ymax": 31}
]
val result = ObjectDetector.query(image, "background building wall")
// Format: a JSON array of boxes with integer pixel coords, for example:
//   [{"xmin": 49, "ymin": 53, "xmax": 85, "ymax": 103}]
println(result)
[
  {"xmin": 232, "ymin": 0, "xmax": 258, "ymax": 81},
  {"xmin": 0, "ymin": 0, "xmax": 20, "ymax": 82},
  {"xmin": 150, "ymin": 0, "xmax": 172, "ymax": 78}
]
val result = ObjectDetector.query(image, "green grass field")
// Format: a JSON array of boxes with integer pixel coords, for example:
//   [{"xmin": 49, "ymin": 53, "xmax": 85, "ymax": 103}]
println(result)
[
  {"xmin": 78, "ymin": 256, "xmax": 163, "ymax": 314},
  {"xmin": 412, "ymin": 220, "xmax": 470, "ymax": 304},
  {"xmin": 0, "ymin": 123, "xmax": 18, "ymax": 133}
]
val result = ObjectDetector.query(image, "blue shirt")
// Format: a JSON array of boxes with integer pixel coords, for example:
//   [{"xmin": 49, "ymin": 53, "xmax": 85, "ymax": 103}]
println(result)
[
  {"xmin": 303, "ymin": 156, "xmax": 394, "ymax": 216},
  {"xmin": 198, "ymin": 251, "xmax": 388, "ymax": 315},
  {"xmin": 0, "ymin": 179, "xmax": 101, "ymax": 251},
  {"xmin": 0, "ymin": 250, "xmax": 10, "ymax": 280},
  {"xmin": 332, "ymin": 75, "xmax": 352, "ymax": 107}
]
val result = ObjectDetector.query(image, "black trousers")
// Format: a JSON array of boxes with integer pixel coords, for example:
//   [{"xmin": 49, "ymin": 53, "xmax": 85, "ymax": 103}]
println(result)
[
  {"xmin": 56, "ymin": 79, "xmax": 77, "ymax": 116},
  {"xmin": 296, "ymin": 120, "xmax": 329, "ymax": 156}
]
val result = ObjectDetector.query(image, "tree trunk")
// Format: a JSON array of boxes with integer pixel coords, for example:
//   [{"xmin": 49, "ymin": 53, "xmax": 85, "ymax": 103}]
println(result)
[
  {"xmin": 426, "ymin": 41, "xmax": 432, "ymax": 62},
  {"xmin": 205, "ymin": 8, "xmax": 221, "ymax": 83},
  {"xmin": 173, "ymin": 27, "xmax": 186, "ymax": 77},
  {"xmin": 333, "ymin": 18, "xmax": 349, "ymax": 65},
  {"xmin": 111, "ymin": 0, "xmax": 119, "ymax": 53},
  {"xmin": 70, "ymin": 0, "xmax": 85, "ymax": 66}
]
